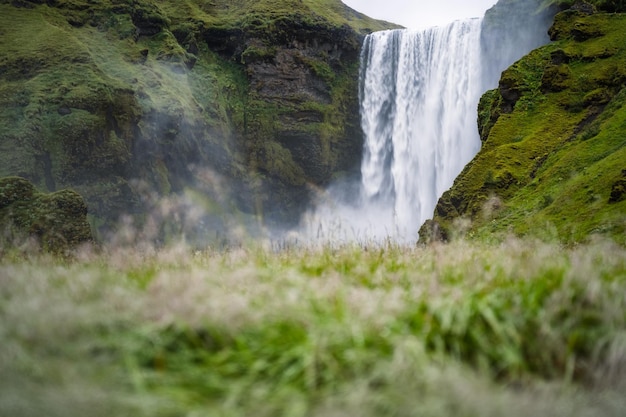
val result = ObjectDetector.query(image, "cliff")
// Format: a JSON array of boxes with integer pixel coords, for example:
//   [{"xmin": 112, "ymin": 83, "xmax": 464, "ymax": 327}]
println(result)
[
  {"xmin": 422, "ymin": 1, "xmax": 626, "ymax": 245},
  {"xmin": 0, "ymin": 0, "xmax": 397, "ymax": 241}
]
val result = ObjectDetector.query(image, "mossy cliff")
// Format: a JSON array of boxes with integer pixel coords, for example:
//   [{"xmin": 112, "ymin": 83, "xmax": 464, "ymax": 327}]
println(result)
[
  {"xmin": 422, "ymin": 1, "xmax": 626, "ymax": 244},
  {"xmin": 0, "ymin": 0, "xmax": 396, "ymax": 238}
]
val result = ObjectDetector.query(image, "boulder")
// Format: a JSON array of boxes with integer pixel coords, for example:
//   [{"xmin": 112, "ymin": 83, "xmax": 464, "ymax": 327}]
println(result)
[{"xmin": 0, "ymin": 177, "xmax": 92, "ymax": 253}]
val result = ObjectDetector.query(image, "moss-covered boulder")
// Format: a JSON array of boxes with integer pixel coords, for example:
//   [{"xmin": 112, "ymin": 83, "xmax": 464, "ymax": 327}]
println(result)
[
  {"xmin": 422, "ymin": 4, "xmax": 626, "ymax": 245},
  {"xmin": 0, "ymin": 176, "xmax": 92, "ymax": 252}
]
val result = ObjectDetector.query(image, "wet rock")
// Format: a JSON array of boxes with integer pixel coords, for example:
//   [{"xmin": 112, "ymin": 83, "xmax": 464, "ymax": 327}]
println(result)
[
  {"xmin": 541, "ymin": 64, "xmax": 572, "ymax": 93},
  {"xmin": 57, "ymin": 106, "xmax": 72, "ymax": 116}
]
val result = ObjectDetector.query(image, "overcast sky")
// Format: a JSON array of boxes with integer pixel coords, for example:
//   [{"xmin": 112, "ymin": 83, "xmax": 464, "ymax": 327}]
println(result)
[{"xmin": 342, "ymin": 0, "xmax": 498, "ymax": 29}]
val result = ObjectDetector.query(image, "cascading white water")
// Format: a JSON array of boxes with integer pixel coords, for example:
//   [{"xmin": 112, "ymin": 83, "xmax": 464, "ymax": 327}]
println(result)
[{"xmin": 359, "ymin": 19, "xmax": 484, "ymax": 240}]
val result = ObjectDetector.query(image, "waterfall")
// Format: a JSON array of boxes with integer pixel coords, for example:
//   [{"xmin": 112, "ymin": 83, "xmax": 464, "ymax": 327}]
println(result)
[
  {"xmin": 358, "ymin": 19, "xmax": 484, "ymax": 240},
  {"xmin": 302, "ymin": 11, "xmax": 551, "ymax": 244}
]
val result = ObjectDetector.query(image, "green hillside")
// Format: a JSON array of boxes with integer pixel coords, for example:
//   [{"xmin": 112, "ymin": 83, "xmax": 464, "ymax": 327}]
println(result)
[{"xmin": 423, "ymin": 1, "xmax": 626, "ymax": 245}]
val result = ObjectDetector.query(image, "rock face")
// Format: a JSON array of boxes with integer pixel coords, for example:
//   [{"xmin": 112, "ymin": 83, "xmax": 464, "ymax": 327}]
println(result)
[
  {"xmin": 0, "ymin": 177, "xmax": 92, "ymax": 252},
  {"xmin": 422, "ymin": 1, "xmax": 626, "ymax": 244},
  {"xmin": 0, "ymin": 0, "xmax": 397, "ymax": 241},
  {"xmin": 201, "ymin": 11, "xmax": 377, "ymax": 224}
]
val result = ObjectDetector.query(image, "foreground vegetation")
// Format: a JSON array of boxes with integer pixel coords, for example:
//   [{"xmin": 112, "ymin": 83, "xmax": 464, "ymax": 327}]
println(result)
[{"xmin": 1, "ymin": 238, "xmax": 625, "ymax": 416}]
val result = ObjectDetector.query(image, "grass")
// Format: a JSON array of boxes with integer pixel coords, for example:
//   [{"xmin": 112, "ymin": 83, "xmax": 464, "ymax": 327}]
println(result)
[{"xmin": 1, "ymin": 237, "xmax": 625, "ymax": 416}]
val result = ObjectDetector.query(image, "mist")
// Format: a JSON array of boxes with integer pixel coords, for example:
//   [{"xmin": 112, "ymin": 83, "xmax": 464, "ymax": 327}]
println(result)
[{"xmin": 480, "ymin": 0, "xmax": 558, "ymax": 87}]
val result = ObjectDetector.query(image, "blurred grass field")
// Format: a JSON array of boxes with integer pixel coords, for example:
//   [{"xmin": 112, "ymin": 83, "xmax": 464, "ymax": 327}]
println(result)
[{"xmin": 1, "ymin": 237, "xmax": 625, "ymax": 416}]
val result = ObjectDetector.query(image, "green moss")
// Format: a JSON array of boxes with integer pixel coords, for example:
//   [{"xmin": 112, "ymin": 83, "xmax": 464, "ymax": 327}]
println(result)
[
  {"xmin": 0, "ymin": 176, "xmax": 36, "ymax": 208},
  {"xmin": 478, "ymin": 89, "xmax": 501, "ymax": 141},
  {"xmin": 163, "ymin": 0, "xmax": 400, "ymax": 33},
  {"xmin": 241, "ymin": 44, "xmax": 277, "ymax": 64},
  {"xmin": 257, "ymin": 141, "xmax": 306, "ymax": 186}
]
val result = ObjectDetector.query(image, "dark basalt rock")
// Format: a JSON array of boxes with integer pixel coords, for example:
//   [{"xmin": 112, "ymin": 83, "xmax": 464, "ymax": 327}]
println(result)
[
  {"xmin": 541, "ymin": 64, "xmax": 572, "ymax": 93},
  {"xmin": 57, "ymin": 106, "xmax": 71, "ymax": 116},
  {"xmin": 609, "ymin": 170, "xmax": 626, "ymax": 203},
  {"xmin": 550, "ymin": 49, "xmax": 572, "ymax": 65},
  {"xmin": 130, "ymin": 5, "xmax": 168, "ymax": 37},
  {"xmin": 498, "ymin": 72, "xmax": 522, "ymax": 114},
  {"xmin": 571, "ymin": 1, "xmax": 597, "ymax": 15}
]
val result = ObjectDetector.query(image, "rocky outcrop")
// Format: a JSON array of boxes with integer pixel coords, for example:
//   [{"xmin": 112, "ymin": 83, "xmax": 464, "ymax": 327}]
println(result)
[
  {"xmin": 0, "ymin": 176, "xmax": 92, "ymax": 253},
  {"xmin": 609, "ymin": 169, "xmax": 626, "ymax": 203},
  {"xmin": 202, "ymin": 13, "xmax": 370, "ymax": 223}
]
